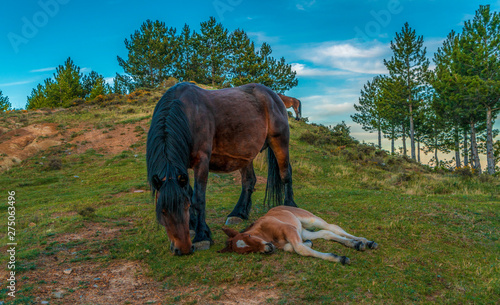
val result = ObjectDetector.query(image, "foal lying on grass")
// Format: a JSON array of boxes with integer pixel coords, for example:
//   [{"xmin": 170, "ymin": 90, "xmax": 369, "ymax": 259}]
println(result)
[{"xmin": 219, "ymin": 206, "xmax": 378, "ymax": 265}]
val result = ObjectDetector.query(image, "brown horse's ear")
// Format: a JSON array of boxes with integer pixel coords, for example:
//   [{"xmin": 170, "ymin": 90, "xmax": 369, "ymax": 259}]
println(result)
[{"xmin": 222, "ymin": 227, "xmax": 239, "ymax": 238}]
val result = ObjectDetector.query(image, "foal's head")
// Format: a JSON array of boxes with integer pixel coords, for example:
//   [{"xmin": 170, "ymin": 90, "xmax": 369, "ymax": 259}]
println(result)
[{"xmin": 219, "ymin": 227, "xmax": 276, "ymax": 254}]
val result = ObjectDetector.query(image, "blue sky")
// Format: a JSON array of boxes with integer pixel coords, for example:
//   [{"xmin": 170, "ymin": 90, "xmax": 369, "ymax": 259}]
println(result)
[{"xmin": 1, "ymin": 0, "xmax": 499, "ymax": 151}]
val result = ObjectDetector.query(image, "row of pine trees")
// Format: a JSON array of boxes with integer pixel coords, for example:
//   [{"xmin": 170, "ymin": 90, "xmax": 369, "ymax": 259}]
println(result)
[
  {"xmin": 22, "ymin": 17, "xmax": 297, "ymax": 110},
  {"xmin": 351, "ymin": 5, "xmax": 500, "ymax": 175}
]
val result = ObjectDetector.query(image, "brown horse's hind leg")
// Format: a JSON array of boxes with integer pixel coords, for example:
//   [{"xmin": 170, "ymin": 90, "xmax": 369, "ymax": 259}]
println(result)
[
  {"xmin": 267, "ymin": 138, "xmax": 296, "ymax": 207},
  {"xmin": 226, "ymin": 163, "xmax": 256, "ymax": 225}
]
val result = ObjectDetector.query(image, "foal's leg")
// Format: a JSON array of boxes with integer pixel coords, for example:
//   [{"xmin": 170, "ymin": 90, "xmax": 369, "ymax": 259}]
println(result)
[
  {"xmin": 226, "ymin": 162, "xmax": 256, "ymax": 225},
  {"xmin": 191, "ymin": 155, "xmax": 213, "ymax": 250},
  {"xmin": 282, "ymin": 226, "xmax": 350, "ymax": 265},
  {"xmin": 299, "ymin": 215, "xmax": 378, "ymax": 250}
]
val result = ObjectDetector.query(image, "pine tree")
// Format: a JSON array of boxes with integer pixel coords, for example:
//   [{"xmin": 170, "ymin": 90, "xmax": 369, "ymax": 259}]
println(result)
[
  {"xmin": 384, "ymin": 22, "xmax": 430, "ymax": 161},
  {"xmin": 113, "ymin": 73, "xmax": 133, "ymax": 94},
  {"xmin": 458, "ymin": 5, "xmax": 500, "ymax": 174},
  {"xmin": 175, "ymin": 24, "xmax": 203, "ymax": 82},
  {"xmin": 0, "ymin": 90, "xmax": 11, "ymax": 112},
  {"xmin": 351, "ymin": 76, "xmax": 385, "ymax": 149},
  {"xmin": 255, "ymin": 42, "xmax": 297, "ymax": 92},
  {"xmin": 26, "ymin": 84, "xmax": 46, "ymax": 110},
  {"xmin": 197, "ymin": 17, "xmax": 230, "ymax": 87},
  {"xmin": 82, "ymin": 71, "xmax": 110, "ymax": 99},
  {"xmin": 51, "ymin": 58, "xmax": 83, "ymax": 107},
  {"xmin": 378, "ymin": 75, "xmax": 408, "ymax": 155},
  {"xmin": 227, "ymin": 29, "xmax": 260, "ymax": 87},
  {"xmin": 117, "ymin": 20, "xmax": 178, "ymax": 89}
]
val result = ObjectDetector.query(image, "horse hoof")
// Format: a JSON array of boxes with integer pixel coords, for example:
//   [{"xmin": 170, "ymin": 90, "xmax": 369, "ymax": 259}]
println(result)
[
  {"xmin": 193, "ymin": 240, "xmax": 211, "ymax": 251},
  {"xmin": 340, "ymin": 256, "xmax": 350, "ymax": 265},
  {"xmin": 304, "ymin": 240, "xmax": 313, "ymax": 248},
  {"xmin": 367, "ymin": 241, "xmax": 379, "ymax": 250},
  {"xmin": 225, "ymin": 217, "xmax": 243, "ymax": 225},
  {"xmin": 354, "ymin": 241, "xmax": 365, "ymax": 251}
]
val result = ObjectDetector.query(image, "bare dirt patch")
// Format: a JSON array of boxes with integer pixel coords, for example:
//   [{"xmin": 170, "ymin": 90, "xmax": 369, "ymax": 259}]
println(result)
[
  {"xmin": 67, "ymin": 123, "xmax": 148, "ymax": 155},
  {"xmin": 0, "ymin": 123, "xmax": 61, "ymax": 170},
  {"xmin": 0, "ymin": 119, "xmax": 149, "ymax": 171}
]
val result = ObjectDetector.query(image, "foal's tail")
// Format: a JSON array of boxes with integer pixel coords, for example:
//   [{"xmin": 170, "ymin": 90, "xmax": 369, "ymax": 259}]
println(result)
[{"xmin": 264, "ymin": 147, "xmax": 285, "ymax": 208}]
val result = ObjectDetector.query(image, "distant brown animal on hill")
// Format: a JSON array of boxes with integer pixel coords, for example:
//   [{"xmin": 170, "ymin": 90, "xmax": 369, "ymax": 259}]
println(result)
[
  {"xmin": 277, "ymin": 94, "xmax": 302, "ymax": 120},
  {"xmin": 219, "ymin": 206, "xmax": 378, "ymax": 265}
]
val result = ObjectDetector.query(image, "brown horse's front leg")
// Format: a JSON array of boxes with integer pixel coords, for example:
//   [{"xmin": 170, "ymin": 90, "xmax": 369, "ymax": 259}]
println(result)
[
  {"xmin": 191, "ymin": 156, "xmax": 213, "ymax": 250},
  {"xmin": 226, "ymin": 162, "xmax": 256, "ymax": 225}
]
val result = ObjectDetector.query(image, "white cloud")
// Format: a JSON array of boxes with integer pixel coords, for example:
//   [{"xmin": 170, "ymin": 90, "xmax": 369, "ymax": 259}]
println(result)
[
  {"xmin": 291, "ymin": 63, "xmax": 353, "ymax": 77},
  {"xmin": 247, "ymin": 31, "xmax": 280, "ymax": 44},
  {"xmin": 104, "ymin": 77, "xmax": 114, "ymax": 85},
  {"xmin": 298, "ymin": 40, "xmax": 390, "ymax": 74},
  {"xmin": 300, "ymin": 92, "xmax": 358, "ymax": 122},
  {"xmin": 30, "ymin": 67, "xmax": 56, "ymax": 73},
  {"xmin": 0, "ymin": 80, "xmax": 33, "ymax": 87},
  {"xmin": 295, "ymin": 0, "xmax": 316, "ymax": 11}
]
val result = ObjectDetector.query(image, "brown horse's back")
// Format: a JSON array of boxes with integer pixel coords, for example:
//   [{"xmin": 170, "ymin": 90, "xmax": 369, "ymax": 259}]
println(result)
[{"xmin": 172, "ymin": 83, "xmax": 288, "ymax": 173}]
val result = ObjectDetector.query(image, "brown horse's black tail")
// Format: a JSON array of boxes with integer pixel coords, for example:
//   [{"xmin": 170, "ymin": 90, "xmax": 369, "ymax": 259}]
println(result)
[{"xmin": 264, "ymin": 147, "xmax": 285, "ymax": 208}]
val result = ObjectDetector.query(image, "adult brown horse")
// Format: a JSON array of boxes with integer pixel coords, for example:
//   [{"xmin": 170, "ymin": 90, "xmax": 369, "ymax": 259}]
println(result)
[
  {"xmin": 147, "ymin": 82, "xmax": 297, "ymax": 256},
  {"xmin": 277, "ymin": 93, "xmax": 302, "ymax": 120}
]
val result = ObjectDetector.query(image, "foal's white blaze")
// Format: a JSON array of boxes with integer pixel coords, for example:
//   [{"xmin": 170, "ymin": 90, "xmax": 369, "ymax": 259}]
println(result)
[{"xmin": 236, "ymin": 240, "xmax": 249, "ymax": 248}]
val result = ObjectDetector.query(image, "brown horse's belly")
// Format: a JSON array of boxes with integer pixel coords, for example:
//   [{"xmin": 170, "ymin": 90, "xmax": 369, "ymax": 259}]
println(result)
[{"xmin": 209, "ymin": 153, "xmax": 253, "ymax": 172}]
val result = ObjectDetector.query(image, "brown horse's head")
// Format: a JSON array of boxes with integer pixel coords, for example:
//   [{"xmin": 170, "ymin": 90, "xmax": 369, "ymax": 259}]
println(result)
[
  {"xmin": 152, "ymin": 174, "xmax": 194, "ymax": 256},
  {"xmin": 219, "ymin": 227, "xmax": 275, "ymax": 254}
]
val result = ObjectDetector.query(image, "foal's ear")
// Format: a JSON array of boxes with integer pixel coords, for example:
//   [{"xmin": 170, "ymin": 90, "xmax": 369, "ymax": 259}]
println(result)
[
  {"xmin": 152, "ymin": 175, "xmax": 163, "ymax": 190},
  {"xmin": 222, "ymin": 227, "xmax": 239, "ymax": 238},
  {"xmin": 218, "ymin": 242, "xmax": 234, "ymax": 253}
]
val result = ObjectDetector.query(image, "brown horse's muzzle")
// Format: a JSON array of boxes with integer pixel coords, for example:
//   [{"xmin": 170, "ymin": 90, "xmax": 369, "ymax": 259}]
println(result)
[{"xmin": 170, "ymin": 241, "xmax": 195, "ymax": 256}]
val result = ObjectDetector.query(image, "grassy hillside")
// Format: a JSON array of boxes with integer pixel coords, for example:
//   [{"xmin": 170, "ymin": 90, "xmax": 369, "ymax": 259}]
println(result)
[{"xmin": 0, "ymin": 89, "xmax": 499, "ymax": 304}]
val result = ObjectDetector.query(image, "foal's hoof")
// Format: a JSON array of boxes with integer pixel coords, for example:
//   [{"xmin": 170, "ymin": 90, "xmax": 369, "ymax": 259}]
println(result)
[
  {"xmin": 193, "ymin": 240, "xmax": 211, "ymax": 251},
  {"xmin": 225, "ymin": 217, "xmax": 243, "ymax": 225},
  {"xmin": 340, "ymin": 256, "xmax": 351, "ymax": 265},
  {"xmin": 303, "ymin": 240, "xmax": 313, "ymax": 248},
  {"xmin": 354, "ymin": 241, "xmax": 366, "ymax": 251},
  {"xmin": 367, "ymin": 241, "xmax": 379, "ymax": 250}
]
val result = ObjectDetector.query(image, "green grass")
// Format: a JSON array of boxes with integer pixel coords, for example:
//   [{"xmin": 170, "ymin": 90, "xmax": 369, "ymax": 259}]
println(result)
[{"xmin": 0, "ymin": 102, "xmax": 499, "ymax": 304}]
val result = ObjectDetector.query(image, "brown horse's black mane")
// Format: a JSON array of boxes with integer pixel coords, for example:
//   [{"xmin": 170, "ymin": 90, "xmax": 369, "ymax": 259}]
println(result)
[{"xmin": 146, "ymin": 84, "xmax": 193, "ymax": 223}]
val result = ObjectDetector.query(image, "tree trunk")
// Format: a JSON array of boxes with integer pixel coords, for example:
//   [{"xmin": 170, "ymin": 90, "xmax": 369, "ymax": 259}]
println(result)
[
  {"xmin": 402, "ymin": 124, "xmax": 407, "ymax": 157},
  {"xmin": 486, "ymin": 107, "xmax": 495, "ymax": 175},
  {"xmin": 409, "ymin": 103, "xmax": 415, "ymax": 160},
  {"xmin": 377, "ymin": 127, "xmax": 382, "ymax": 150},
  {"xmin": 454, "ymin": 127, "xmax": 461, "ymax": 169},
  {"xmin": 434, "ymin": 132, "xmax": 439, "ymax": 167},
  {"xmin": 417, "ymin": 140, "xmax": 421, "ymax": 163},
  {"xmin": 463, "ymin": 129, "xmax": 469, "ymax": 167},
  {"xmin": 391, "ymin": 126, "xmax": 395, "ymax": 154},
  {"xmin": 470, "ymin": 121, "xmax": 482, "ymax": 174}
]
